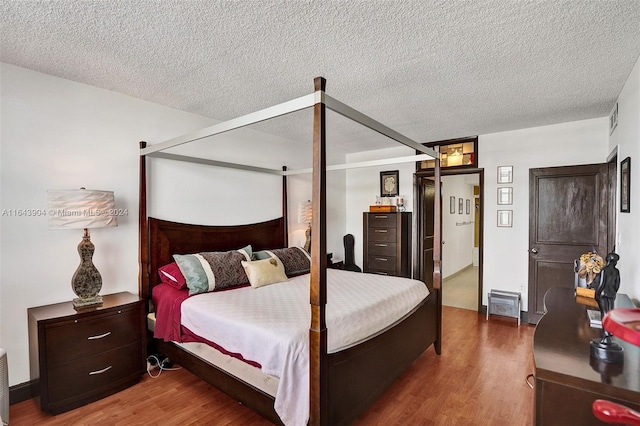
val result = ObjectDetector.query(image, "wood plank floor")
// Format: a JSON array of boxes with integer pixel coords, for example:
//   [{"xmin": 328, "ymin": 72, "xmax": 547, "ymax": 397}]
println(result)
[{"xmin": 10, "ymin": 306, "xmax": 535, "ymax": 425}]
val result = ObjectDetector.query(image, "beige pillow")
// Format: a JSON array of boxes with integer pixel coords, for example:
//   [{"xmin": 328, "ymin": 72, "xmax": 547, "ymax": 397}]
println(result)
[{"xmin": 241, "ymin": 257, "xmax": 288, "ymax": 288}]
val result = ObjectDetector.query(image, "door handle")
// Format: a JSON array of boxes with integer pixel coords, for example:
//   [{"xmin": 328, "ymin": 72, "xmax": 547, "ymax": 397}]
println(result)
[{"xmin": 530, "ymin": 248, "xmax": 539, "ymax": 254}]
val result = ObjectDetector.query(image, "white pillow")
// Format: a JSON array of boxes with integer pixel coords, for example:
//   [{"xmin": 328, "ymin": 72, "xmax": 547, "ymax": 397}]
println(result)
[{"xmin": 241, "ymin": 257, "xmax": 288, "ymax": 288}]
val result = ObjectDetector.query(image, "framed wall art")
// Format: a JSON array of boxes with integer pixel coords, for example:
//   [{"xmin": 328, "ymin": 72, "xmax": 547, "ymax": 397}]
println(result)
[
  {"xmin": 620, "ymin": 157, "xmax": 631, "ymax": 213},
  {"xmin": 497, "ymin": 165, "xmax": 513, "ymax": 184},
  {"xmin": 497, "ymin": 210, "xmax": 513, "ymax": 227},
  {"xmin": 466, "ymin": 199, "xmax": 471, "ymax": 214},
  {"xmin": 380, "ymin": 170, "xmax": 399, "ymax": 197},
  {"xmin": 450, "ymin": 196, "xmax": 456, "ymax": 214},
  {"xmin": 458, "ymin": 197, "xmax": 463, "ymax": 214},
  {"xmin": 497, "ymin": 187, "xmax": 513, "ymax": 205}
]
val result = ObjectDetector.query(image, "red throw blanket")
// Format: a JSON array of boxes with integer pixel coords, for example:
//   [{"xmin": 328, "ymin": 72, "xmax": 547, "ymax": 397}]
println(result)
[{"xmin": 152, "ymin": 283, "xmax": 261, "ymax": 368}]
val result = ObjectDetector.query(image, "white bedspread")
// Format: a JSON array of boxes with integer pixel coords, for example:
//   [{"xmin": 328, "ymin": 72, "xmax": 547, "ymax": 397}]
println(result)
[{"xmin": 181, "ymin": 269, "xmax": 429, "ymax": 426}]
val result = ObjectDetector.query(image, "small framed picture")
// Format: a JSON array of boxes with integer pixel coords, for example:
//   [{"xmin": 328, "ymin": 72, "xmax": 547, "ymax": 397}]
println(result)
[
  {"xmin": 497, "ymin": 210, "xmax": 513, "ymax": 227},
  {"xmin": 497, "ymin": 165, "xmax": 513, "ymax": 184},
  {"xmin": 620, "ymin": 157, "xmax": 631, "ymax": 213},
  {"xmin": 449, "ymin": 196, "xmax": 456, "ymax": 214},
  {"xmin": 466, "ymin": 199, "xmax": 471, "ymax": 214},
  {"xmin": 380, "ymin": 170, "xmax": 399, "ymax": 197},
  {"xmin": 497, "ymin": 187, "xmax": 513, "ymax": 205},
  {"xmin": 458, "ymin": 198, "xmax": 463, "ymax": 214}
]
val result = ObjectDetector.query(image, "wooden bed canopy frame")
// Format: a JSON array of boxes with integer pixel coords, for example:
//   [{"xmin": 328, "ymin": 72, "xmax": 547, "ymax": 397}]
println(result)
[{"xmin": 139, "ymin": 77, "xmax": 442, "ymax": 425}]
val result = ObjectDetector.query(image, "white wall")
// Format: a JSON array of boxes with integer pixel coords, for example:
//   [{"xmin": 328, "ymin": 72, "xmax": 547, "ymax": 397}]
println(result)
[
  {"xmin": 609, "ymin": 54, "xmax": 640, "ymax": 301},
  {"xmin": 479, "ymin": 118, "xmax": 609, "ymax": 309},
  {"xmin": 441, "ymin": 174, "xmax": 475, "ymax": 279},
  {"xmin": 0, "ymin": 64, "xmax": 345, "ymax": 386}
]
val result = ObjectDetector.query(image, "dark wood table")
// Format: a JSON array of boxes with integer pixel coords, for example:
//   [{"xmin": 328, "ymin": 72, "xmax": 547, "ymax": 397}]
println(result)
[{"xmin": 533, "ymin": 287, "xmax": 640, "ymax": 425}]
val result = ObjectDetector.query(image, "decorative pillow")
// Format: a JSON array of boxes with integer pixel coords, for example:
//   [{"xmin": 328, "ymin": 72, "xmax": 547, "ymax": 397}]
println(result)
[
  {"xmin": 267, "ymin": 247, "xmax": 311, "ymax": 277},
  {"xmin": 241, "ymin": 257, "xmax": 288, "ymax": 288},
  {"xmin": 173, "ymin": 254, "xmax": 211, "ymax": 295},
  {"xmin": 237, "ymin": 245, "xmax": 253, "ymax": 261},
  {"xmin": 158, "ymin": 262, "xmax": 187, "ymax": 290},
  {"xmin": 252, "ymin": 250, "xmax": 272, "ymax": 260},
  {"xmin": 174, "ymin": 248, "xmax": 251, "ymax": 295}
]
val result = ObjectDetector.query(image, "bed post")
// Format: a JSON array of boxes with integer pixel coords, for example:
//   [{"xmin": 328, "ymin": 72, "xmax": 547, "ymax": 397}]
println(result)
[
  {"xmin": 309, "ymin": 76, "xmax": 328, "ymax": 426},
  {"xmin": 433, "ymin": 146, "xmax": 442, "ymax": 355},
  {"xmin": 139, "ymin": 141, "xmax": 150, "ymax": 307},
  {"xmin": 282, "ymin": 166, "xmax": 289, "ymax": 244}
]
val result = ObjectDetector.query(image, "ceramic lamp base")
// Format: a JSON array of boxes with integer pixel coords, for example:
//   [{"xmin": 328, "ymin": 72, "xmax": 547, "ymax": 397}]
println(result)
[
  {"xmin": 303, "ymin": 226, "xmax": 311, "ymax": 253},
  {"xmin": 73, "ymin": 295, "xmax": 104, "ymax": 309},
  {"xmin": 71, "ymin": 229, "xmax": 103, "ymax": 310}
]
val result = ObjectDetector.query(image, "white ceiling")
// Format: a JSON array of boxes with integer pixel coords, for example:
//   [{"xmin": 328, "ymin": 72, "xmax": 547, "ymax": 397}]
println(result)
[{"xmin": 2, "ymin": 0, "xmax": 640, "ymax": 153}]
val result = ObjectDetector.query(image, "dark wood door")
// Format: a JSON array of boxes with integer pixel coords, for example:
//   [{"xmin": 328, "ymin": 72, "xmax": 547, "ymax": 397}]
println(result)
[
  {"xmin": 421, "ymin": 178, "xmax": 435, "ymax": 289},
  {"xmin": 527, "ymin": 164, "xmax": 609, "ymax": 324}
]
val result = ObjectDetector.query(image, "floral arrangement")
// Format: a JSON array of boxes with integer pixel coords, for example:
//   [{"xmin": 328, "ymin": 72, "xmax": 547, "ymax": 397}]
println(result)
[{"xmin": 577, "ymin": 252, "xmax": 604, "ymax": 286}]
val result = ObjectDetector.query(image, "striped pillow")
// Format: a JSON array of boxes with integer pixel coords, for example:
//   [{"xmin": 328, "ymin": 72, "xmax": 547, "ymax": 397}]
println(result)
[{"xmin": 174, "ymin": 248, "xmax": 251, "ymax": 295}]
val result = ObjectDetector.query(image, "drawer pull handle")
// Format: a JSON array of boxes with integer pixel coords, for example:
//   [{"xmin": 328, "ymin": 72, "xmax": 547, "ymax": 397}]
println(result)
[
  {"xmin": 374, "ymin": 215, "xmax": 388, "ymax": 219},
  {"xmin": 525, "ymin": 373, "xmax": 534, "ymax": 389},
  {"xmin": 375, "ymin": 258, "xmax": 388, "ymax": 262},
  {"xmin": 88, "ymin": 332, "xmax": 111, "ymax": 340},
  {"xmin": 374, "ymin": 243, "xmax": 388, "ymax": 247},
  {"xmin": 374, "ymin": 229, "xmax": 388, "ymax": 233},
  {"xmin": 89, "ymin": 366, "xmax": 112, "ymax": 375}
]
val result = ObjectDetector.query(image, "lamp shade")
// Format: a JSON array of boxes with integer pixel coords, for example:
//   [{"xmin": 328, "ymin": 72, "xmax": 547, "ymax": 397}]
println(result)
[
  {"xmin": 297, "ymin": 201, "xmax": 312, "ymax": 224},
  {"xmin": 47, "ymin": 189, "xmax": 118, "ymax": 230}
]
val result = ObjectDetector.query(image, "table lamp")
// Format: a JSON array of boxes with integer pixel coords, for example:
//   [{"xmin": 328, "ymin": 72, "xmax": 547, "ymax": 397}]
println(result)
[
  {"xmin": 47, "ymin": 189, "xmax": 118, "ymax": 309},
  {"xmin": 298, "ymin": 200, "xmax": 312, "ymax": 253}
]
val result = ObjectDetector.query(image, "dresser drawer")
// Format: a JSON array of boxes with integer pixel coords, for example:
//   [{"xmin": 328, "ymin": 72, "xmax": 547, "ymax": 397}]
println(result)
[
  {"xmin": 368, "ymin": 241, "xmax": 397, "ymax": 257},
  {"xmin": 367, "ymin": 214, "xmax": 397, "ymax": 228},
  {"xmin": 47, "ymin": 341, "xmax": 142, "ymax": 406},
  {"xmin": 363, "ymin": 212, "xmax": 411, "ymax": 278},
  {"xmin": 368, "ymin": 227, "xmax": 397, "ymax": 242},
  {"xmin": 367, "ymin": 255, "xmax": 397, "ymax": 273},
  {"xmin": 45, "ymin": 306, "xmax": 141, "ymax": 365}
]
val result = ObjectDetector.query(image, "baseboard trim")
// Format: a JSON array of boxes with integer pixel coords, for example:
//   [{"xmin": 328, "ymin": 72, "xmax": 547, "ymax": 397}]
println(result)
[
  {"xmin": 9, "ymin": 379, "xmax": 36, "ymax": 405},
  {"xmin": 442, "ymin": 264, "xmax": 474, "ymax": 282}
]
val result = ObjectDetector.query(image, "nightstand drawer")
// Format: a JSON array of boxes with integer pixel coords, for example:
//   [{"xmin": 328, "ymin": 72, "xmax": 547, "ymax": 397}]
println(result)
[
  {"xmin": 368, "ymin": 227, "xmax": 397, "ymax": 242},
  {"xmin": 367, "ymin": 214, "xmax": 397, "ymax": 227},
  {"xmin": 47, "ymin": 342, "xmax": 142, "ymax": 406},
  {"xmin": 367, "ymin": 255, "xmax": 397, "ymax": 273},
  {"xmin": 368, "ymin": 242, "xmax": 397, "ymax": 256},
  {"xmin": 46, "ymin": 307, "xmax": 141, "ymax": 365}
]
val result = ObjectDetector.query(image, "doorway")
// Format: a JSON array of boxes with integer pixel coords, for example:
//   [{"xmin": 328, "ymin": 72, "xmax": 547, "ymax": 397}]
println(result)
[{"xmin": 417, "ymin": 170, "xmax": 484, "ymax": 313}]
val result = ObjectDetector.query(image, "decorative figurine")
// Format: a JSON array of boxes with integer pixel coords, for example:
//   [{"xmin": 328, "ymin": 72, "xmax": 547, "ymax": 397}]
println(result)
[{"xmin": 590, "ymin": 252, "xmax": 624, "ymax": 363}]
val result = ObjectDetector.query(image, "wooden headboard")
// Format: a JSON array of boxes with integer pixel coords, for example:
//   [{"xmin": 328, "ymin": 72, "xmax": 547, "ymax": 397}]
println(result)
[
  {"xmin": 139, "ymin": 142, "xmax": 289, "ymax": 306},
  {"xmin": 140, "ymin": 216, "xmax": 286, "ymax": 303}
]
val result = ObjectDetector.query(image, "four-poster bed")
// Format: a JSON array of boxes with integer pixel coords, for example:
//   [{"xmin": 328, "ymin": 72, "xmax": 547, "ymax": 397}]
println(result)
[{"xmin": 139, "ymin": 77, "xmax": 442, "ymax": 425}]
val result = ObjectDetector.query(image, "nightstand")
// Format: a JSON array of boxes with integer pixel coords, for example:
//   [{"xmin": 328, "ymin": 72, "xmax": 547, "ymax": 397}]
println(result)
[{"xmin": 28, "ymin": 292, "xmax": 145, "ymax": 414}]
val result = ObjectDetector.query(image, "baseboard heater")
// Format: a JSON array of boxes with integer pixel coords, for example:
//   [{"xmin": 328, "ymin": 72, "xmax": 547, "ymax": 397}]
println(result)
[{"xmin": 486, "ymin": 289, "xmax": 521, "ymax": 326}]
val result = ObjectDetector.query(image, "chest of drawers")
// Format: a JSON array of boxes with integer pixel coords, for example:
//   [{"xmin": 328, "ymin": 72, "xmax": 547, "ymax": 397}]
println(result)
[
  {"xmin": 363, "ymin": 212, "xmax": 412, "ymax": 278},
  {"xmin": 28, "ymin": 292, "xmax": 145, "ymax": 414}
]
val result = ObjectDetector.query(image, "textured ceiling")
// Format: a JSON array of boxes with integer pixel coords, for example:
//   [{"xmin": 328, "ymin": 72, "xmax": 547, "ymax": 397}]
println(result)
[{"xmin": 2, "ymin": 0, "xmax": 640, "ymax": 153}]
